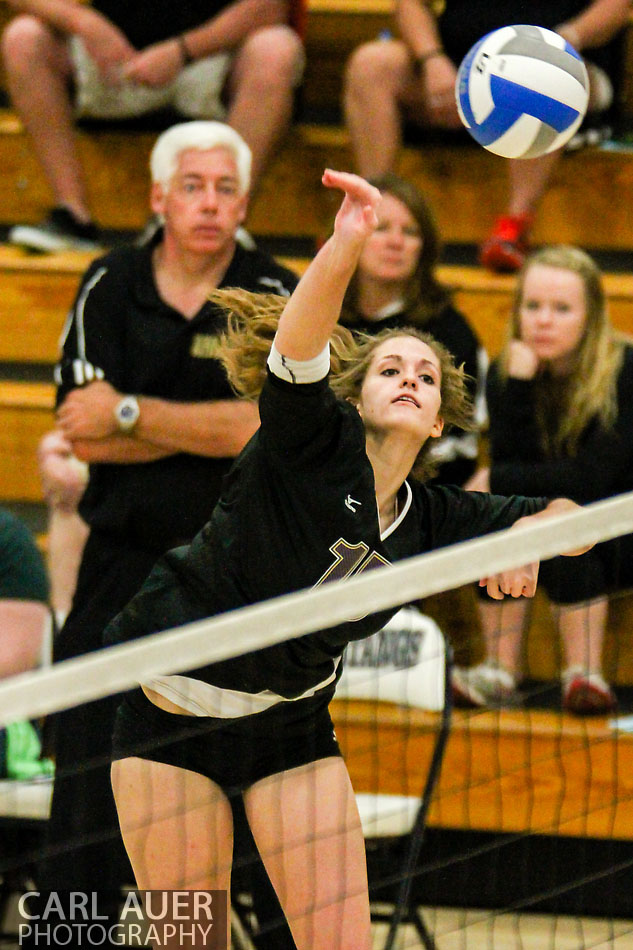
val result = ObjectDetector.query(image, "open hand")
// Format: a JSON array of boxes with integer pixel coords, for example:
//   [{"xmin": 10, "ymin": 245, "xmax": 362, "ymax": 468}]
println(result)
[{"xmin": 323, "ymin": 169, "xmax": 381, "ymax": 243}]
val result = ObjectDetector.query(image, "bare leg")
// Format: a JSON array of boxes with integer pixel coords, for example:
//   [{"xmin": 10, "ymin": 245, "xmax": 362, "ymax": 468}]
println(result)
[
  {"xmin": 226, "ymin": 25, "xmax": 303, "ymax": 192},
  {"xmin": 244, "ymin": 757, "xmax": 371, "ymax": 950},
  {"xmin": 112, "ymin": 757, "xmax": 234, "ymax": 948},
  {"xmin": 479, "ymin": 597, "xmax": 529, "ymax": 676},
  {"xmin": 506, "ymin": 151, "xmax": 561, "ymax": 217},
  {"xmin": 2, "ymin": 15, "xmax": 92, "ymax": 220},
  {"xmin": 556, "ymin": 596, "xmax": 608, "ymax": 673},
  {"xmin": 344, "ymin": 39, "xmax": 413, "ymax": 177}
]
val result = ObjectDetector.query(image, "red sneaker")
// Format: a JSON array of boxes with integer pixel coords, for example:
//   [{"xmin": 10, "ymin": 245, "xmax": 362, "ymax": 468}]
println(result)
[
  {"xmin": 479, "ymin": 215, "xmax": 533, "ymax": 273},
  {"xmin": 562, "ymin": 669, "xmax": 617, "ymax": 715}
]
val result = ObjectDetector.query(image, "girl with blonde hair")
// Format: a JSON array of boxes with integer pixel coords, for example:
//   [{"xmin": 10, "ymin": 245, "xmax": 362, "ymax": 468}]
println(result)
[
  {"xmin": 106, "ymin": 175, "xmax": 585, "ymax": 949},
  {"xmin": 456, "ymin": 246, "xmax": 633, "ymax": 713}
]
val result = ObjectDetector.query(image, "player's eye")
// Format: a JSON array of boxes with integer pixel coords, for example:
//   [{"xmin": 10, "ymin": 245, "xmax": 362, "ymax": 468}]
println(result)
[
  {"xmin": 420, "ymin": 373, "xmax": 436, "ymax": 385},
  {"xmin": 381, "ymin": 367, "xmax": 398, "ymax": 376}
]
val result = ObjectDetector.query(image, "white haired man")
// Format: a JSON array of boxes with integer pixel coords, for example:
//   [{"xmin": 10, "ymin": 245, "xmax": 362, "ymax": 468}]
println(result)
[{"xmin": 36, "ymin": 122, "xmax": 298, "ymax": 942}]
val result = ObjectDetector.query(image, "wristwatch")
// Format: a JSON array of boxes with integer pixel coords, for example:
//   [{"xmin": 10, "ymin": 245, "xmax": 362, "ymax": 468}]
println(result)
[{"xmin": 114, "ymin": 395, "xmax": 140, "ymax": 433}]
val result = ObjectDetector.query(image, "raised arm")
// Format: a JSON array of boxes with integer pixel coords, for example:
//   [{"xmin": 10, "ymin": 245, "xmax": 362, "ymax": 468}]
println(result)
[{"xmin": 274, "ymin": 170, "xmax": 381, "ymax": 361}]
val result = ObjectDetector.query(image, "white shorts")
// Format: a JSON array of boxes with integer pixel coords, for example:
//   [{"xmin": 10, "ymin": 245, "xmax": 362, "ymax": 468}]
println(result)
[{"xmin": 70, "ymin": 37, "xmax": 232, "ymax": 120}]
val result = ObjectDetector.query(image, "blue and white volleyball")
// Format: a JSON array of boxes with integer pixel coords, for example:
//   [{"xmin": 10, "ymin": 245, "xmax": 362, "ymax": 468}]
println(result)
[{"xmin": 455, "ymin": 25, "xmax": 589, "ymax": 159}]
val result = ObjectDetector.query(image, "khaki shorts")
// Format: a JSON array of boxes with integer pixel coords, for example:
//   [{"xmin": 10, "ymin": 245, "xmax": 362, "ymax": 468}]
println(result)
[{"xmin": 70, "ymin": 37, "xmax": 232, "ymax": 120}]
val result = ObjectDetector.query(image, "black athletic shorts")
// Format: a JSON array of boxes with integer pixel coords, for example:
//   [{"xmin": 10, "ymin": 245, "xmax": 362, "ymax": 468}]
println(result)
[{"xmin": 112, "ymin": 687, "xmax": 341, "ymax": 796}]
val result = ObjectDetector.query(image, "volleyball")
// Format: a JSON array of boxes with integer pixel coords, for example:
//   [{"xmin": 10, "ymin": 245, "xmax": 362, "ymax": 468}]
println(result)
[{"xmin": 455, "ymin": 24, "xmax": 589, "ymax": 159}]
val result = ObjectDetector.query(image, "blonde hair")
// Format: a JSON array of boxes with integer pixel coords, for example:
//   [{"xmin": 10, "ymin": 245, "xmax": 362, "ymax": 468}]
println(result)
[
  {"xmin": 500, "ymin": 246, "xmax": 625, "ymax": 455},
  {"xmin": 213, "ymin": 288, "xmax": 474, "ymax": 481}
]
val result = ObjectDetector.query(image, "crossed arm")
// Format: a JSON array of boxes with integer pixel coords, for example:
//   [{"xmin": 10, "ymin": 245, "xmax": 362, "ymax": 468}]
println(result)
[{"xmin": 57, "ymin": 382, "xmax": 260, "ymax": 464}]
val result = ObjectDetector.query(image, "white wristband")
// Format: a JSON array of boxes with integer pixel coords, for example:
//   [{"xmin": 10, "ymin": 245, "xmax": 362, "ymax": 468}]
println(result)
[{"xmin": 267, "ymin": 340, "xmax": 330, "ymax": 384}]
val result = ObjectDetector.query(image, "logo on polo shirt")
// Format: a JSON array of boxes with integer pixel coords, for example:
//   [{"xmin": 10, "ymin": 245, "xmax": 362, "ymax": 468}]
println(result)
[{"xmin": 190, "ymin": 334, "xmax": 220, "ymax": 359}]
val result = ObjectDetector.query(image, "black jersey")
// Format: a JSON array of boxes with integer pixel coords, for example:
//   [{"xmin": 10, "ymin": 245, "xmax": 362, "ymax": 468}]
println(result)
[
  {"xmin": 56, "ymin": 238, "xmax": 298, "ymax": 554},
  {"xmin": 93, "ymin": 1, "xmax": 233, "ymax": 50},
  {"xmin": 105, "ymin": 369, "xmax": 547, "ymax": 714}
]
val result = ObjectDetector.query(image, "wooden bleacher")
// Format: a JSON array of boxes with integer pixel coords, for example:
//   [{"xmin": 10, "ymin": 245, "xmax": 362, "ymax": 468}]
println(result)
[
  {"xmin": 2, "ymin": 113, "xmax": 633, "ymax": 249},
  {"xmin": 2, "ymin": 248, "xmax": 633, "ymax": 369},
  {"xmin": 330, "ymin": 700, "xmax": 633, "ymax": 841},
  {"xmin": 0, "ymin": 380, "xmax": 54, "ymax": 502}
]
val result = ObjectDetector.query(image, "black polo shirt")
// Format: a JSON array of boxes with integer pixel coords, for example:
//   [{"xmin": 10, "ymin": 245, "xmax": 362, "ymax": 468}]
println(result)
[{"xmin": 56, "ymin": 239, "xmax": 298, "ymax": 554}]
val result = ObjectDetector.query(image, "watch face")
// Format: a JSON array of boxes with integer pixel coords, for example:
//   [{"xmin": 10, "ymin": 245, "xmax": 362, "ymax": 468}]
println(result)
[{"xmin": 116, "ymin": 397, "xmax": 139, "ymax": 431}]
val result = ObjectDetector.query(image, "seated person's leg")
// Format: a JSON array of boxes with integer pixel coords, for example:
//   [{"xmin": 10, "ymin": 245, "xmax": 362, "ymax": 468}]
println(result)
[
  {"xmin": 540, "ymin": 550, "xmax": 616, "ymax": 714},
  {"xmin": 344, "ymin": 39, "xmax": 416, "ymax": 178},
  {"xmin": 221, "ymin": 25, "xmax": 305, "ymax": 192}
]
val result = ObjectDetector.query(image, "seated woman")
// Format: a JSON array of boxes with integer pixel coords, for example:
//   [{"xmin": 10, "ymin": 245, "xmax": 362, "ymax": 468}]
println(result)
[
  {"xmin": 455, "ymin": 245, "xmax": 633, "ymax": 714},
  {"xmin": 340, "ymin": 171, "xmax": 486, "ymax": 487},
  {"xmin": 106, "ymin": 172, "xmax": 587, "ymax": 950}
]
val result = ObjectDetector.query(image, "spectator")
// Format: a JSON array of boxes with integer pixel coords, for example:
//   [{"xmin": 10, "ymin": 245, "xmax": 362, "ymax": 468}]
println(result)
[
  {"xmin": 37, "ymin": 121, "xmax": 298, "ymax": 942},
  {"xmin": 454, "ymin": 246, "xmax": 633, "ymax": 713},
  {"xmin": 2, "ymin": 0, "xmax": 304, "ymax": 252},
  {"xmin": 339, "ymin": 171, "xmax": 486, "ymax": 487},
  {"xmin": 344, "ymin": 0, "xmax": 630, "ymax": 272},
  {"xmin": 0, "ymin": 506, "xmax": 50, "ymax": 678}
]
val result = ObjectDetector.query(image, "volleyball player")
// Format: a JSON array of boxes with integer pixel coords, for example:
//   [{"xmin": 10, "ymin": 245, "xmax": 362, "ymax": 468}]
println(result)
[{"xmin": 107, "ymin": 171, "xmax": 590, "ymax": 950}]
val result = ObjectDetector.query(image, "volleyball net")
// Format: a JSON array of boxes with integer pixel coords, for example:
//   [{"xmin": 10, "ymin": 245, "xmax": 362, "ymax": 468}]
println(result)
[{"xmin": 2, "ymin": 492, "xmax": 633, "ymax": 948}]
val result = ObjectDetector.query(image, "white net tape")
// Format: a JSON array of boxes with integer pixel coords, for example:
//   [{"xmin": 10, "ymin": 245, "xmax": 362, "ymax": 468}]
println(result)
[{"xmin": 2, "ymin": 491, "xmax": 633, "ymax": 726}]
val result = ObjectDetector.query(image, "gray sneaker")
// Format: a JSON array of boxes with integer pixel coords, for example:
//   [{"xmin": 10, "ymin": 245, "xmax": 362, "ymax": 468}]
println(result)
[
  {"xmin": 452, "ymin": 662, "xmax": 518, "ymax": 708},
  {"xmin": 9, "ymin": 207, "xmax": 103, "ymax": 253}
]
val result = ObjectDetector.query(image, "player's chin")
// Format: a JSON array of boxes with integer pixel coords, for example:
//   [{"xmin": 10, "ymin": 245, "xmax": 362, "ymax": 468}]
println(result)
[{"xmin": 387, "ymin": 411, "xmax": 434, "ymax": 440}]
